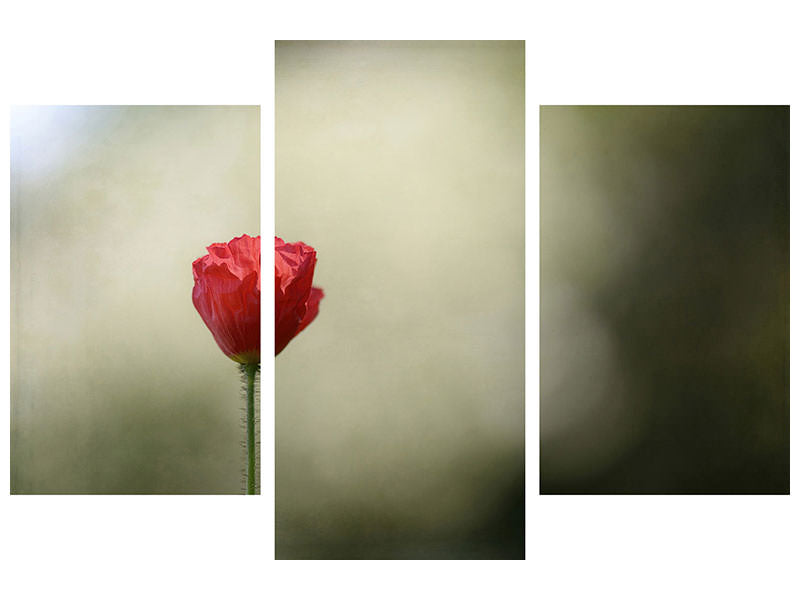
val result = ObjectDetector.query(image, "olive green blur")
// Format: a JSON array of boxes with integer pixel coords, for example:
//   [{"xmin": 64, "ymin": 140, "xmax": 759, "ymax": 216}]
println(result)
[
  {"xmin": 11, "ymin": 105, "xmax": 260, "ymax": 494},
  {"xmin": 276, "ymin": 41, "xmax": 524, "ymax": 558},
  {"xmin": 541, "ymin": 106, "xmax": 789, "ymax": 494}
]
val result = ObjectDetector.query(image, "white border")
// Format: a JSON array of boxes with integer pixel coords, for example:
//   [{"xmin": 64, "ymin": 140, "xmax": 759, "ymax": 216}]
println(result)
[
  {"xmin": 2, "ymin": 1, "xmax": 798, "ymax": 598},
  {"xmin": 262, "ymin": 41, "xmax": 276, "ymax": 560}
]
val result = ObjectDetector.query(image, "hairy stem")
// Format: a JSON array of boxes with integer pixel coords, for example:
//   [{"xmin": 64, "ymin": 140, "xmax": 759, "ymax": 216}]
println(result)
[{"xmin": 241, "ymin": 363, "xmax": 259, "ymax": 494}]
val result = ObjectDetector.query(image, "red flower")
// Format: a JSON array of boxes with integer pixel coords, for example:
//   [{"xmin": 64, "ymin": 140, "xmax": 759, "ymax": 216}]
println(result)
[
  {"xmin": 275, "ymin": 237, "xmax": 324, "ymax": 355},
  {"xmin": 192, "ymin": 234, "xmax": 260, "ymax": 364}
]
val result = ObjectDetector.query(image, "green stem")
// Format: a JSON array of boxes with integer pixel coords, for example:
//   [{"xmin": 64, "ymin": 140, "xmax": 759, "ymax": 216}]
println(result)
[{"xmin": 242, "ymin": 363, "xmax": 258, "ymax": 495}]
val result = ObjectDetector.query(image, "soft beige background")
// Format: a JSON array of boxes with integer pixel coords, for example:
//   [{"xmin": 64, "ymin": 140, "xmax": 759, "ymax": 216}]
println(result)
[
  {"xmin": 276, "ymin": 41, "xmax": 524, "ymax": 558},
  {"xmin": 11, "ymin": 105, "xmax": 259, "ymax": 493}
]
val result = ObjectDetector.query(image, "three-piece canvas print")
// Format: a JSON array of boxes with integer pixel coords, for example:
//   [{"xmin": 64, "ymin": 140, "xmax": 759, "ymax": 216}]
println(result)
[{"xmin": 9, "ymin": 41, "xmax": 789, "ymax": 560}]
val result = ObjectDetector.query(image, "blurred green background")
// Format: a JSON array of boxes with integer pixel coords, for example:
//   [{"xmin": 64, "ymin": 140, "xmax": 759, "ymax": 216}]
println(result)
[
  {"xmin": 276, "ymin": 41, "xmax": 524, "ymax": 558},
  {"xmin": 541, "ymin": 106, "xmax": 789, "ymax": 494},
  {"xmin": 11, "ymin": 105, "xmax": 260, "ymax": 494}
]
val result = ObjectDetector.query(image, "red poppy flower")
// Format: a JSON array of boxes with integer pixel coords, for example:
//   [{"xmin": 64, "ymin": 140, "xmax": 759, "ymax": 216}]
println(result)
[
  {"xmin": 275, "ymin": 236, "xmax": 324, "ymax": 355},
  {"xmin": 192, "ymin": 234, "xmax": 260, "ymax": 364}
]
